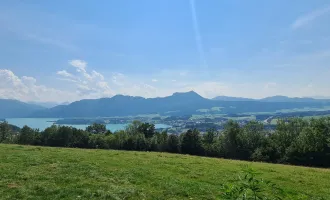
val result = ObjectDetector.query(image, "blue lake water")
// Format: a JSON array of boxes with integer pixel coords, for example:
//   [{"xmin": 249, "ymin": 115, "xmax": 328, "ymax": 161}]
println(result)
[{"xmin": 5, "ymin": 118, "xmax": 171, "ymax": 132}]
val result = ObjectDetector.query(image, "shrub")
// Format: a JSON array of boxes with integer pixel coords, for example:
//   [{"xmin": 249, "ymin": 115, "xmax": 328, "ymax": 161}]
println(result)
[{"xmin": 221, "ymin": 167, "xmax": 284, "ymax": 200}]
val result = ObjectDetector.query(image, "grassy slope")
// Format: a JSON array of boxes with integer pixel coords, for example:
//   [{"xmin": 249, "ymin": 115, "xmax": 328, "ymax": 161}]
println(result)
[{"xmin": 0, "ymin": 144, "xmax": 330, "ymax": 200}]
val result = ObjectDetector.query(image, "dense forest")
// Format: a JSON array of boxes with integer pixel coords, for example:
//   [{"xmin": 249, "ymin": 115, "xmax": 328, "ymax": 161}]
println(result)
[{"xmin": 1, "ymin": 117, "xmax": 330, "ymax": 167}]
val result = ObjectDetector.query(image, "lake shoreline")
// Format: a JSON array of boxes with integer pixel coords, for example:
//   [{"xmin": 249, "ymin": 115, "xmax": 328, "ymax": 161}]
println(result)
[{"xmin": 5, "ymin": 118, "xmax": 171, "ymax": 132}]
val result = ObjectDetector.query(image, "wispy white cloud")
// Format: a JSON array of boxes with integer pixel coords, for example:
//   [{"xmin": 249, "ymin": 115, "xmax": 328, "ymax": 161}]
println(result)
[
  {"xmin": 57, "ymin": 78, "xmax": 78, "ymax": 83},
  {"xmin": 151, "ymin": 79, "xmax": 158, "ymax": 82},
  {"xmin": 25, "ymin": 34, "xmax": 77, "ymax": 51},
  {"xmin": 264, "ymin": 82, "xmax": 277, "ymax": 89},
  {"xmin": 57, "ymin": 70, "xmax": 73, "ymax": 78},
  {"xmin": 179, "ymin": 71, "xmax": 188, "ymax": 76},
  {"xmin": 60, "ymin": 60, "xmax": 114, "ymax": 98},
  {"xmin": 69, "ymin": 60, "xmax": 87, "ymax": 73},
  {"xmin": 112, "ymin": 73, "xmax": 126, "ymax": 86},
  {"xmin": 91, "ymin": 70, "xmax": 104, "ymax": 81},
  {"xmin": 21, "ymin": 76, "xmax": 37, "ymax": 85},
  {"xmin": 292, "ymin": 5, "xmax": 330, "ymax": 29},
  {"xmin": 68, "ymin": 59, "xmax": 100, "ymax": 81}
]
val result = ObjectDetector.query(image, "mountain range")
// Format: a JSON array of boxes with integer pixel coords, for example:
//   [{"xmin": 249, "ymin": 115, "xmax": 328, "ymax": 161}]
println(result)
[
  {"xmin": 212, "ymin": 96, "xmax": 255, "ymax": 101},
  {"xmin": 0, "ymin": 99, "xmax": 45, "ymax": 118},
  {"xmin": 1, "ymin": 92, "xmax": 330, "ymax": 118},
  {"xmin": 212, "ymin": 95, "xmax": 330, "ymax": 102}
]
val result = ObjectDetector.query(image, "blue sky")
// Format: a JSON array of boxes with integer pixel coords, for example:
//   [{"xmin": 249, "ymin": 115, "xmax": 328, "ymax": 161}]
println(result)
[{"xmin": 1, "ymin": 0, "xmax": 330, "ymax": 103}]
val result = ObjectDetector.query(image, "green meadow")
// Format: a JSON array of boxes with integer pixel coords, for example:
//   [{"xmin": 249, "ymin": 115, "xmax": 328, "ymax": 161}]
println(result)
[{"xmin": 1, "ymin": 144, "xmax": 329, "ymax": 200}]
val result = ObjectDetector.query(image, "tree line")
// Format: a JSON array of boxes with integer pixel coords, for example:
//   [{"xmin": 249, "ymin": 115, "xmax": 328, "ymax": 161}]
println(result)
[{"xmin": 1, "ymin": 117, "xmax": 330, "ymax": 167}]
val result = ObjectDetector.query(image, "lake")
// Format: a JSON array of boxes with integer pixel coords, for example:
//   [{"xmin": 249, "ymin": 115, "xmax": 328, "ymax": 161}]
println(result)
[{"xmin": 5, "ymin": 118, "xmax": 171, "ymax": 132}]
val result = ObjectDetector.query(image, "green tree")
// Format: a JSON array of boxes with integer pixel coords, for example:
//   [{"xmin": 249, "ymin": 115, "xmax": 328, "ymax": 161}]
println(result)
[
  {"xmin": 125, "ymin": 120, "xmax": 143, "ymax": 135},
  {"xmin": 18, "ymin": 125, "xmax": 37, "ymax": 145},
  {"xmin": 70, "ymin": 128, "xmax": 89, "ymax": 148},
  {"xmin": 181, "ymin": 129, "xmax": 203, "ymax": 155},
  {"xmin": 137, "ymin": 123, "xmax": 156, "ymax": 138},
  {"xmin": 88, "ymin": 134, "xmax": 108, "ymax": 149},
  {"xmin": 167, "ymin": 134, "xmax": 180, "ymax": 153},
  {"xmin": 222, "ymin": 120, "xmax": 241, "ymax": 159},
  {"xmin": 237, "ymin": 121, "xmax": 267, "ymax": 160},
  {"xmin": 203, "ymin": 128, "xmax": 217, "ymax": 144},
  {"xmin": 55, "ymin": 126, "xmax": 74, "ymax": 147},
  {"xmin": 86, "ymin": 123, "xmax": 107, "ymax": 134},
  {"xmin": 158, "ymin": 131, "xmax": 168, "ymax": 151},
  {"xmin": 134, "ymin": 133, "xmax": 148, "ymax": 151},
  {"xmin": 112, "ymin": 130, "xmax": 129, "ymax": 149},
  {"xmin": 147, "ymin": 131, "xmax": 168, "ymax": 152},
  {"xmin": 202, "ymin": 128, "xmax": 220, "ymax": 157},
  {"xmin": 42, "ymin": 125, "xmax": 75, "ymax": 147},
  {"xmin": 0, "ymin": 121, "xmax": 11, "ymax": 142},
  {"xmin": 272, "ymin": 118, "xmax": 308, "ymax": 162},
  {"xmin": 149, "ymin": 133, "xmax": 160, "ymax": 151},
  {"xmin": 41, "ymin": 125, "xmax": 58, "ymax": 146},
  {"xmin": 104, "ymin": 134, "xmax": 116, "ymax": 149},
  {"xmin": 286, "ymin": 118, "xmax": 330, "ymax": 166}
]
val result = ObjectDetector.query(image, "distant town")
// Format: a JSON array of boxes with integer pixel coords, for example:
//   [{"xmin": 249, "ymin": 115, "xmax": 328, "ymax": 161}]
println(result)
[{"xmin": 54, "ymin": 114, "xmax": 277, "ymax": 134}]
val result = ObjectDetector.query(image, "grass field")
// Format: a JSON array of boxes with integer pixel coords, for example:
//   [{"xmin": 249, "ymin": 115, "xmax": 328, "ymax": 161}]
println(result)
[{"xmin": 1, "ymin": 144, "xmax": 330, "ymax": 200}]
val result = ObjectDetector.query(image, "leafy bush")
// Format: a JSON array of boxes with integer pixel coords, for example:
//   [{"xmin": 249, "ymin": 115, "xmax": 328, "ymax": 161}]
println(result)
[{"xmin": 221, "ymin": 167, "xmax": 285, "ymax": 200}]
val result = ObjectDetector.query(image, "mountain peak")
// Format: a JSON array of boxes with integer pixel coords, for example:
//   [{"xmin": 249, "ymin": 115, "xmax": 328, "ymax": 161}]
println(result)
[
  {"xmin": 111, "ymin": 94, "xmax": 127, "ymax": 99},
  {"xmin": 172, "ymin": 91, "xmax": 203, "ymax": 98},
  {"xmin": 110, "ymin": 94, "xmax": 145, "ymax": 100},
  {"xmin": 260, "ymin": 95, "xmax": 318, "ymax": 102},
  {"xmin": 212, "ymin": 96, "xmax": 255, "ymax": 101}
]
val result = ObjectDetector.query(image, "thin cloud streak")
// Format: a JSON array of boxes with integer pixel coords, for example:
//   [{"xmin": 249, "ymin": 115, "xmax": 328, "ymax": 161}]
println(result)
[
  {"xmin": 292, "ymin": 5, "xmax": 330, "ymax": 29},
  {"xmin": 189, "ymin": 0, "xmax": 208, "ymax": 68},
  {"xmin": 25, "ymin": 34, "xmax": 78, "ymax": 52}
]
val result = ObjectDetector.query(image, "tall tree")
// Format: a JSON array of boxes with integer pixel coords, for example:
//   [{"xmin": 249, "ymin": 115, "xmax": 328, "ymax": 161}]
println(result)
[
  {"xmin": 137, "ymin": 123, "xmax": 156, "ymax": 138},
  {"xmin": 181, "ymin": 129, "xmax": 203, "ymax": 155},
  {"xmin": 0, "ymin": 121, "xmax": 11, "ymax": 142},
  {"xmin": 237, "ymin": 121, "xmax": 266, "ymax": 160},
  {"xmin": 18, "ymin": 125, "xmax": 36, "ymax": 145},
  {"xmin": 202, "ymin": 128, "xmax": 219, "ymax": 157},
  {"xmin": 70, "ymin": 128, "xmax": 89, "ymax": 148},
  {"xmin": 41, "ymin": 125, "xmax": 58, "ymax": 146},
  {"xmin": 272, "ymin": 118, "xmax": 308, "ymax": 162},
  {"xmin": 167, "ymin": 134, "xmax": 180, "ymax": 153},
  {"xmin": 222, "ymin": 120, "xmax": 241, "ymax": 159},
  {"xmin": 286, "ymin": 118, "xmax": 330, "ymax": 166},
  {"xmin": 125, "ymin": 120, "xmax": 143, "ymax": 136},
  {"xmin": 86, "ymin": 123, "xmax": 107, "ymax": 134}
]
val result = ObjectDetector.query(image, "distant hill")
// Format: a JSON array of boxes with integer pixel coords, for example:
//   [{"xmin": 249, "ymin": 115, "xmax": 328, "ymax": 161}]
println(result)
[
  {"xmin": 27, "ymin": 101, "xmax": 70, "ymax": 108},
  {"xmin": 213, "ymin": 95, "xmax": 330, "ymax": 103},
  {"xmin": 0, "ymin": 99, "xmax": 45, "ymax": 118},
  {"xmin": 31, "ymin": 91, "xmax": 330, "ymax": 118},
  {"xmin": 32, "ymin": 91, "xmax": 209, "ymax": 117},
  {"xmin": 307, "ymin": 96, "xmax": 330, "ymax": 99},
  {"xmin": 212, "ymin": 96, "xmax": 255, "ymax": 101},
  {"xmin": 260, "ymin": 95, "xmax": 328, "ymax": 102}
]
